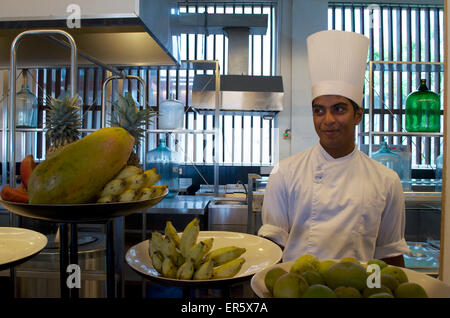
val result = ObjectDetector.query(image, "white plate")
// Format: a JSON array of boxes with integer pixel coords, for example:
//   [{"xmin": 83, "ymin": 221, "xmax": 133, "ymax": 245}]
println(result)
[
  {"xmin": 125, "ymin": 231, "xmax": 282, "ymax": 286},
  {"xmin": 251, "ymin": 260, "xmax": 450, "ymax": 298},
  {"xmin": 0, "ymin": 227, "xmax": 48, "ymax": 269}
]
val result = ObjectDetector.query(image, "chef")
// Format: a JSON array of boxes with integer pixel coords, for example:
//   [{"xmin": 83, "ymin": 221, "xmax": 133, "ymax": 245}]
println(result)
[{"xmin": 258, "ymin": 30, "xmax": 410, "ymax": 266}]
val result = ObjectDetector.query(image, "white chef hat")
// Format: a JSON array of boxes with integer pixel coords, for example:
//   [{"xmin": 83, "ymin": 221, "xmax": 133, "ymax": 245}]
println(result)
[{"xmin": 306, "ymin": 30, "xmax": 369, "ymax": 108}]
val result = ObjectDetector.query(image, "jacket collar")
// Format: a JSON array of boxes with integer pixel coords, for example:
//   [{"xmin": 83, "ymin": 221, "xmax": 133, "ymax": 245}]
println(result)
[{"xmin": 317, "ymin": 142, "xmax": 357, "ymax": 162}]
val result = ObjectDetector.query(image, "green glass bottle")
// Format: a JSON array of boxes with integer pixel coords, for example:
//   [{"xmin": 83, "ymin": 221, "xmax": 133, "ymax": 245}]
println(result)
[{"xmin": 405, "ymin": 79, "xmax": 440, "ymax": 132}]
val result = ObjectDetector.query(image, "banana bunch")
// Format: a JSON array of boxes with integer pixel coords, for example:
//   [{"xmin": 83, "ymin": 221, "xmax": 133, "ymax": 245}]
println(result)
[
  {"xmin": 96, "ymin": 165, "xmax": 166, "ymax": 203},
  {"xmin": 148, "ymin": 218, "xmax": 247, "ymax": 280}
]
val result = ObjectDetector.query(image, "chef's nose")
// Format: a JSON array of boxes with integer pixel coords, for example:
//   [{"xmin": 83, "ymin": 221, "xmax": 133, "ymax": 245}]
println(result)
[{"xmin": 323, "ymin": 109, "xmax": 336, "ymax": 125}]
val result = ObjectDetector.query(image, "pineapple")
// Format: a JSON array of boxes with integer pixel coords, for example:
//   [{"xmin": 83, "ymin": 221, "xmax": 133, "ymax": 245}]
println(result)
[
  {"xmin": 45, "ymin": 94, "xmax": 82, "ymax": 158},
  {"xmin": 110, "ymin": 92, "xmax": 157, "ymax": 167}
]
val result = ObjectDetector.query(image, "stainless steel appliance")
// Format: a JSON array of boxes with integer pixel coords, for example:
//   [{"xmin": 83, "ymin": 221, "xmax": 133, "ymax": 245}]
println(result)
[
  {"xmin": 12, "ymin": 228, "xmax": 107, "ymax": 298},
  {"xmin": 207, "ymin": 198, "xmax": 248, "ymax": 233},
  {"xmin": 171, "ymin": 12, "xmax": 284, "ymax": 112},
  {"xmin": 0, "ymin": 0, "xmax": 179, "ymax": 69}
]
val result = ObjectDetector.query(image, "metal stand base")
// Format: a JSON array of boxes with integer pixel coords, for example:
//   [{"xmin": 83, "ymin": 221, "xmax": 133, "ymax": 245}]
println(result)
[{"xmin": 58, "ymin": 221, "xmax": 116, "ymax": 298}]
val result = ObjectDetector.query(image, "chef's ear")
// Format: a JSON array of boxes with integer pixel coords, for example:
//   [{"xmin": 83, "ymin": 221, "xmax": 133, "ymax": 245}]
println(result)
[
  {"xmin": 354, "ymin": 106, "xmax": 363, "ymax": 124},
  {"xmin": 349, "ymin": 99, "xmax": 363, "ymax": 124}
]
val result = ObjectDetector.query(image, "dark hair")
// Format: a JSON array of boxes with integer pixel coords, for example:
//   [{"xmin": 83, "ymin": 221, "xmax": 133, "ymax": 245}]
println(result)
[
  {"xmin": 311, "ymin": 96, "xmax": 362, "ymax": 114},
  {"xmin": 348, "ymin": 98, "xmax": 361, "ymax": 114}
]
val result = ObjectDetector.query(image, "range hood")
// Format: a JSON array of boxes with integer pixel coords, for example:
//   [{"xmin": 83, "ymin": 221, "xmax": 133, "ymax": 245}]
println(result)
[
  {"xmin": 192, "ymin": 74, "xmax": 283, "ymax": 113},
  {"xmin": 0, "ymin": 0, "xmax": 179, "ymax": 69},
  {"xmin": 171, "ymin": 13, "xmax": 284, "ymax": 113}
]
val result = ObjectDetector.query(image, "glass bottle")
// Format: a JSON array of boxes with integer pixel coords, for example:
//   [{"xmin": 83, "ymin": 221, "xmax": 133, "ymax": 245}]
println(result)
[
  {"xmin": 146, "ymin": 134, "xmax": 179, "ymax": 198},
  {"xmin": 435, "ymin": 153, "xmax": 443, "ymax": 179},
  {"xmin": 436, "ymin": 153, "xmax": 443, "ymax": 191},
  {"xmin": 15, "ymin": 70, "xmax": 38, "ymax": 128},
  {"xmin": 371, "ymin": 141, "xmax": 403, "ymax": 179},
  {"xmin": 158, "ymin": 92, "xmax": 185, "ymax": 129},
  {"xmin": 405, "ymin": 79, "xmax": 440, "ymax": 132}
]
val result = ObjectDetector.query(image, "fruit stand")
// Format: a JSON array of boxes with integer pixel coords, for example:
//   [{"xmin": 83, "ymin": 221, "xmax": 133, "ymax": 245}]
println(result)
[
  {"xmin": 1, "ymin": 28, "xmax": 171, "ymax": 298},
  {"xmin": 0, "ymin": 22, "xmax": 224, "ymax": 297}
]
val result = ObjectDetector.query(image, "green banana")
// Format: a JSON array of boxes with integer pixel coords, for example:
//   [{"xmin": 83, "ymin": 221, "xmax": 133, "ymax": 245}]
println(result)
[
  {"xmin": 97, "ymin": 194, "xmax": 117, "ymax": 203},
  {"xmin": 100, "ymin": 178, "xmax": 128, "ymax": 196},
  {"xmin": 193, "ymin": 258, "xmax": 214, "ymax": 280},
  {"xmin": 188, "ymin": 241, "xmax": 206, "ymax": 266},
  {"xmin": 212, "ymin": 257, "xmax": 245, "ymax": 279},
  {"xmin": 118, "ymin": 189, "xmax": 137, "ymax": 202},
  {"xmin": 201, "ymin": 237, "xmax": 214, "ymax": 256},
  {"xmin": 152, "ymin": 185, "xmax": 168, "ymax": 198},
  {"xmin": 150, "ymin": 232, "xmax": 178, "ymax": 262},
  {"xmin": 125, "ymin": 172, "xmax": 147, "ymax": 190},
  {"xmin": 149, "ymin": 251, "xmax": 164, "ymax": 274},
  {"xmin": 144, "ymin": 168, "xmax": 161, "ymax": 187},
  {"xmin": 177, "ymin": 258, "xmax": 194, "ymax": 280},
  {"xmin": 138, "ymin": 187, "xmax": 155, "ymax": 200},
  {"xmin": 148, "ymin": 234, "xmax": 160, "ymax": 254},
  {"xmin": 190, "ymin": 238, "xmax": 215, "ymax": 269},
  {"xmin": 164, "ymin": 221, "xmax": 181, "ymax": 249},
  {"xmin": 161, "ymin": 257, "xmax": 177, "ymax": 279},
  {"xmin": 205, "ymin": 246, "xmax": 246, "ymax": 266},
  {"xmin": 180, "ymin": 218, "xmax": 200, "ymax": 258},
  {"xmin": 115, "ymin": 165, "xmax": 143, "ymax": 179},
  {"xmin": 148, "ymin": 239, "xmax": 164, "ymax": 274},
  {"xmin": 174, "ymin": 250, "xmax": 185, "ymax": 267}
]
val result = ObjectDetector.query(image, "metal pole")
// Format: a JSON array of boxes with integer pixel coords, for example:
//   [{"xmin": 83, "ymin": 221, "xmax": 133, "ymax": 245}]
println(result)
[
  {"xmin": 59, "ymin": 223, "xmax": 69, "ymax": 299},
  {"xmin": 8, "ymin": 29, "xmax": 77, "ymax": 300},
  {"xmin": 70, "ymin": 223, "xmax": 79, "ymax": 298},
  {"xmin": 369, "ymin": 61, "xmax": 373, "ymax": 157},
  {"xmin": 9, "ymin": 29, "xmax": 77, "ymax": 189},
  {"xmin": 101, "ymin": 75, "xmax": 147, "ymax": 131},
  {"xmin": 214, "ymin": 61, "xmax": 221, "ymax": 196},
  {"xmin": 106, "ymin": 220, "xmax": 115, "ymax": 298},
  {"xmin": 101, "ymin": 75, "xmax": 147, "ymax": 298}
]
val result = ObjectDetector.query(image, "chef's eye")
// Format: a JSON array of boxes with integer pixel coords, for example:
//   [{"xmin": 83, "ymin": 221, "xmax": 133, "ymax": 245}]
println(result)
[
  {"xmin": 312, "ymin": 106, "xmax": 324, "ymax": 115},
  {"xmin": 333, "ymin": 105, "xmax": 347, "ymax": 113}
]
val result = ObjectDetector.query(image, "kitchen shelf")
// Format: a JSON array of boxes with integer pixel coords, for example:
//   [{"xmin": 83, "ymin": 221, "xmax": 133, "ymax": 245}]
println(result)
[
  {"xmin": 405, "ymin": 190, "xmax": 441, "ymax": 201},
  {"xmin": 365, "ymin": 60, "xmax": 444, "ymax": 157},
  {"xmin": 6, "ymin": 128, "xmax": 98, "ymax": 133},
  {"xmin": 146, "ymin": 129, "xmax": 216, "ymax": 134},
  {"xmin": 370, "ymin": 60, "xmax": 443, "ymax": 72},
  {"xmin": 359, "ymin": 131, "xmax": 443, "ymax": 137},
  {"xmin": 6, "ymin": 128, "xmax": 219, "ymax": 135}
]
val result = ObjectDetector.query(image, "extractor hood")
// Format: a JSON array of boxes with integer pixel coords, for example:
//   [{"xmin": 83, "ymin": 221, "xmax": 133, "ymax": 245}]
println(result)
[
  {"xmin": 0, "ymin": 0, "xmax": 180, "ymax": 69},
  {"xmin": 171, "ymin": 13, "xmax": 284, "ymax": 113},
  {"xmin": 192, "ymin": 74, "xmax": 283, "ymax": 113}
]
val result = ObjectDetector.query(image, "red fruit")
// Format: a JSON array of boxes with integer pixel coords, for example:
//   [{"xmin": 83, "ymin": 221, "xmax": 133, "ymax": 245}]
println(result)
[
  {"xmin": 20, "ymin": 154, "xmax": 37, "ymax": 190},
  {"xmin": 16, "ymin": 184, "xmax": 27, "ymax": 193},
  {"xmin": 1, "ymin": 185, "xmax": 29, "ymax": 203}
]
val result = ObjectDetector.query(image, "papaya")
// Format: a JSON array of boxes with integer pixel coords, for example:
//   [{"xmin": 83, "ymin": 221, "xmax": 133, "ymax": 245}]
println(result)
[
  {"xmin": 28, "ymin": 127, "xmax": 134, "ymax": 204},
  {"xmin": 20, "ymin": 154, "xmax": 37, "ymax": 190}
]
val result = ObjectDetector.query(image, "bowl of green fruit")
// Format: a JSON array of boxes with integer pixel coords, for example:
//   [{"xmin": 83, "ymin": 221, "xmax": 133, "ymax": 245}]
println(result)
[{"xmin": 251, "ymin": 254, "xmax": 450, "ymax": 298}]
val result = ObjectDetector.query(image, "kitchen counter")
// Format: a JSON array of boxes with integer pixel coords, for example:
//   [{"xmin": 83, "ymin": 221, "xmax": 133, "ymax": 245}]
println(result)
[{"xmin": 143, "ymin": 195, "xmax": 214, "ymax": 215}]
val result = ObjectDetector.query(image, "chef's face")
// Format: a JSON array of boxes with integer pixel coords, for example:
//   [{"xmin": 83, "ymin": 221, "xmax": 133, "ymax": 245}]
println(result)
[{"xmin": 312, "ymin": 95, "xmax": 363, "ymax": 158}]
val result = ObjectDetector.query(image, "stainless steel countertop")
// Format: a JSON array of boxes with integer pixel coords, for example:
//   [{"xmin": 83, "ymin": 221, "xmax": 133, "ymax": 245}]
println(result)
[
  {"xmin": 142, "ymin": 195, "xmax": 215, "ymax": 215},
  {"xmin": 0, "ymin": 191, "xmax": 442, "ymax": 218}
]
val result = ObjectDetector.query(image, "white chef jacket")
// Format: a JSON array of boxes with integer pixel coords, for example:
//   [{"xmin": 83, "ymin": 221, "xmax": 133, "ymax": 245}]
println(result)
[{"xmin": 258, "ymin": 143, "xmax": 410, "ymax": 262}]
